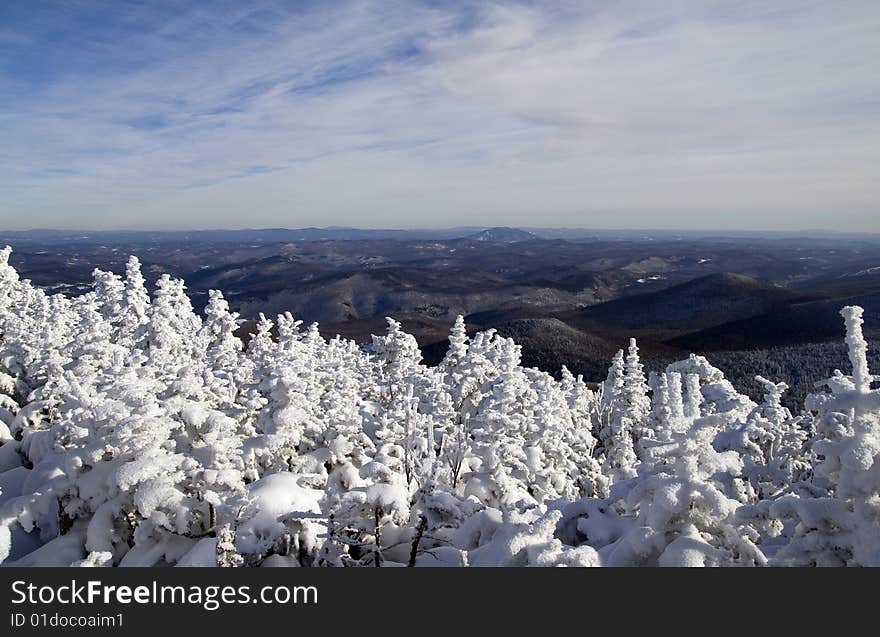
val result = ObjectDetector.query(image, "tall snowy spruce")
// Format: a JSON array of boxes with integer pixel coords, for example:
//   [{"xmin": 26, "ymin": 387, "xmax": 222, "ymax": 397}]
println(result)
[{"xmin": 0, "ymin": 246, "xmax": 878, "ymax": 567}]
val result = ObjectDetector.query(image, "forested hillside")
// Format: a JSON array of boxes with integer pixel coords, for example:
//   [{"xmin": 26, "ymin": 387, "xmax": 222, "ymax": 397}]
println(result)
[{"xmin": 1, "ymin": 246, "xmax": 878, "ymax": 567}]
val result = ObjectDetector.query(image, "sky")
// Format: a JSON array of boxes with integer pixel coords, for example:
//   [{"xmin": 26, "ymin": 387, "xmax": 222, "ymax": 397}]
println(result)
[{"xmin": 0, "ymin": 0, "xmax": 878, "ymax": 232}]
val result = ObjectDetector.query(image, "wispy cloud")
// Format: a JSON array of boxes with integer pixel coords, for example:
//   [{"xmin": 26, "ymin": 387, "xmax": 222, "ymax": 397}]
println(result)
[{"xmin": 0, "ymin": 0, "xmax": 878, "ymax": 231}]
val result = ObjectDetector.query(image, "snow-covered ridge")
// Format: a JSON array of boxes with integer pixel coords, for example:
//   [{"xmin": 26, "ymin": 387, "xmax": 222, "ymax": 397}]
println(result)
[{"xmin": 0, "ymin": 245, "xmax": 878, "ymax": 567}]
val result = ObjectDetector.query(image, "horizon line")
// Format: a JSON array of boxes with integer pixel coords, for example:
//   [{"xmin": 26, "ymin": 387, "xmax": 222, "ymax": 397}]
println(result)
[{"xmin": 1, "ymin": 225, "xmax": 878, "ymax": 237}]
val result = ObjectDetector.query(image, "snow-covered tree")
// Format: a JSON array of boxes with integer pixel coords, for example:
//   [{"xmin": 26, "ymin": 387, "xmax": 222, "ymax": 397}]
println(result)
[
  {"xmin": 118, "ymin": 256, "xmax": 150, "ymax": 348},
  {"xmin": 439, "ymin": 315, "xmax": 468, "ymax": 374},
  {"xmin": 622, "ymin": 338, "xmax": 651, "ymax": 440},
  {"xmin": 749, "ymin": 306, "xmax": 880, "ymax": 566},
  {"xmin": 1, "ymin": 249, "xmax": 878, "ymax": 568}
]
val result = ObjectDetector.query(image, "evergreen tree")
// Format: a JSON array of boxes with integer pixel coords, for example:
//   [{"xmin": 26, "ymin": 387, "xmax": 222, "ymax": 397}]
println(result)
[
  {"xmin": 118, "ymin": 256, "xmax": 150, "ymax": 348},
  {"xmin": 1, "ymin": 248, "xmax": 879, "ymax": 568},
  {"xmin": 440, "ymin": 315, "xmax": 468, "ymax": 373}
]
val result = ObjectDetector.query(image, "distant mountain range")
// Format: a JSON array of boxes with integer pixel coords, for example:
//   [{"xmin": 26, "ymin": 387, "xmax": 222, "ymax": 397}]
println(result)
[
  {"xmin": 2, "ymin": 226, "xmax": 877, "ymax": 246},
  {"xmin": 3, "ymin": 229, "xmax": 879, "ymax": 405}
]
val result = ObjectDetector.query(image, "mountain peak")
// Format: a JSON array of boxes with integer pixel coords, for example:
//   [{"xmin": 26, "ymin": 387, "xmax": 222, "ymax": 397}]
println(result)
[{"xmin": 467, "ymin": 227, "xmax": 537, "ymax": 243}]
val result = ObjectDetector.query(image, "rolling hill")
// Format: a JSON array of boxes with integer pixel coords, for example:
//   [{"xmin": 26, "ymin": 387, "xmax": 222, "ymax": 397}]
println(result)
[{"xmin": 559, "ymin": 272, "xmax": 820, "ymax": 332}]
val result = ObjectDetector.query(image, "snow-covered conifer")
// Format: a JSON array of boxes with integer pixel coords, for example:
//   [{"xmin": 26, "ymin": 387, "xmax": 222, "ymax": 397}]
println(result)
[
  {"xmin": 440, "ymin": 315, "xmax": 468, "ymax": 373},
  {"xmin": 117, "ymin": 256, "xmax": 150, "ymax": 348},
  {"xmin": 2, "ymin": 249, "xmax": 878, "ymax": 568}
]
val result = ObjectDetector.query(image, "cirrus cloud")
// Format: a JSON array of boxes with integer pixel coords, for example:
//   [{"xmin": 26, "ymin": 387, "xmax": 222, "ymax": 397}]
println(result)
[{"xmin": 0, "ymin": 0, "xmax": 878, "ymax": 231}]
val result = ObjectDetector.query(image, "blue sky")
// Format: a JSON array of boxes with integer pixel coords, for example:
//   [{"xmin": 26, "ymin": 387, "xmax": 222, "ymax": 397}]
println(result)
[{"xmin": 0, "ymin": 1, "xmax": 878, "ymax": 231}]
